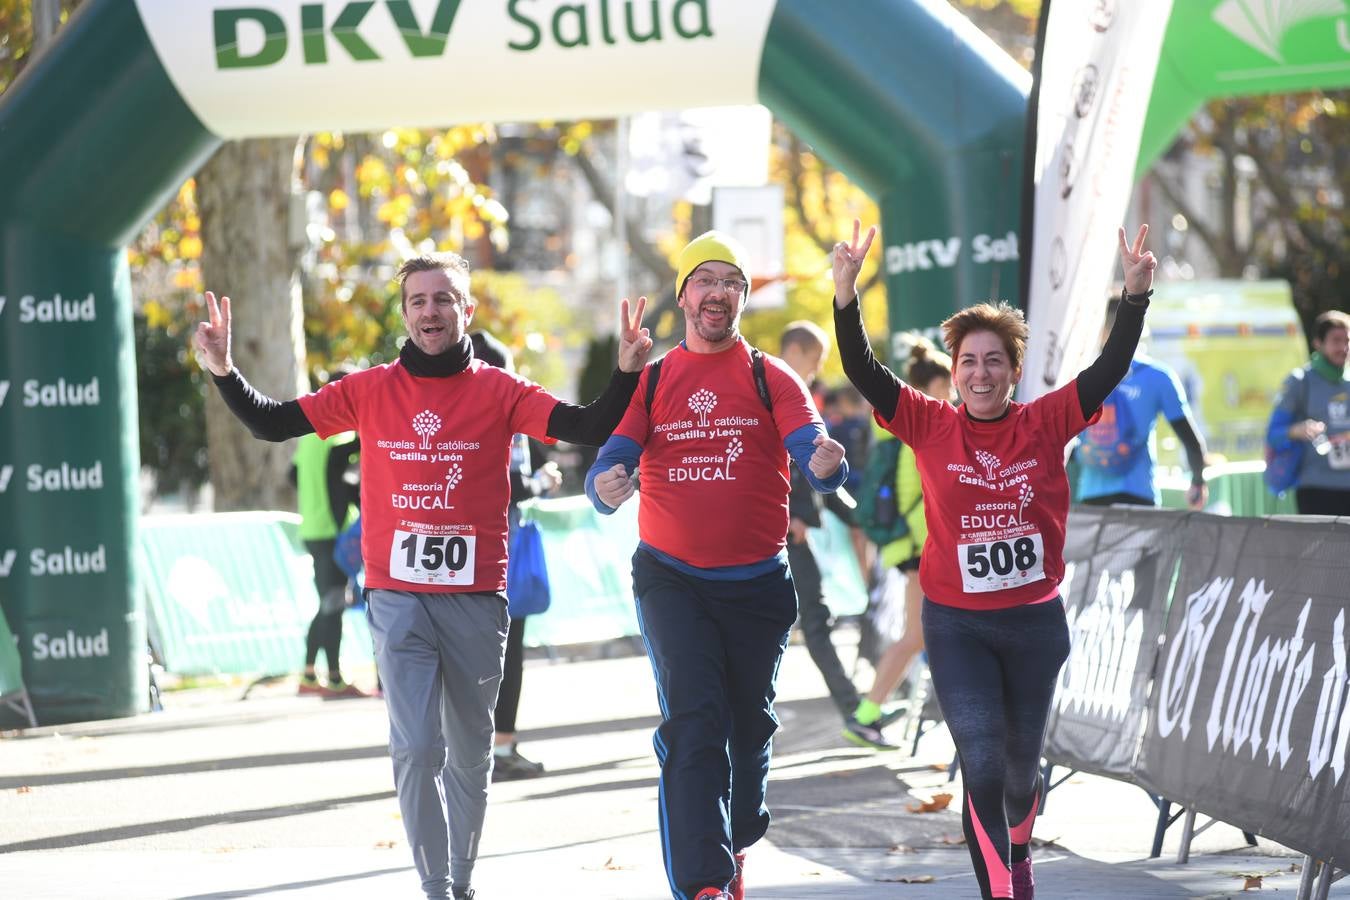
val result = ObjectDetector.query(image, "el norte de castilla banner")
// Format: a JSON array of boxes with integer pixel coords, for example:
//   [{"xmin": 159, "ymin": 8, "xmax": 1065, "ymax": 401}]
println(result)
[{"xmin": 1050, "ymin": 508, "xmax": 1350, "ymax": 865}]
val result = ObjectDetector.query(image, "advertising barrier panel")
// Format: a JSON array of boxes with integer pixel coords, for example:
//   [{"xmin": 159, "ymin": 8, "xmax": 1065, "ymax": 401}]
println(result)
[
  {"xmin": 1045, "ymin": 506, "xmax": 1182, "ymax": 780},
  {"xmin": 1136, "ymin": 514, "xmax": 1350, "ymax": 864},
  {"xmin": 140, "ymin": 512, "xmax": 373, "ymax": 677}
]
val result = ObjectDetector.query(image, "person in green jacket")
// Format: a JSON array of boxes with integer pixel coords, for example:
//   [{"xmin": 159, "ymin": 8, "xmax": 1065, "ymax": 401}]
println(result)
[
  {"xmin": 844, "ymin": 338, "xmax": 952, "ymax": 749},
  {"xmin": 293, "ymin": 365, "xmax": 363, "ymax": 697}
]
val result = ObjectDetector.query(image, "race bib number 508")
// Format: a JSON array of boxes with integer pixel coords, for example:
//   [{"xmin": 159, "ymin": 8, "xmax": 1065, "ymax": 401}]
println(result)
[
  {"xmin": 389, "ymin": 527, "xmax": 476, "ymax": 586},
  {"xmin": 957, "ymin": 533, "xmax": 1045, "ymax": 593}
]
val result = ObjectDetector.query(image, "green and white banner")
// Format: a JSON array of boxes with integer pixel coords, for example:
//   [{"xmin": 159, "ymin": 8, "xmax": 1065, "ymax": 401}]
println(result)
[{"xmin": 135, "ymin": 0, "xmax": 777, "ymax": 137}]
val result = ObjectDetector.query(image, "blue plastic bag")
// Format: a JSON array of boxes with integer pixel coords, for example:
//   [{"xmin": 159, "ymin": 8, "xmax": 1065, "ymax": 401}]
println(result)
[
  {"xmin": 506, "ymin": 520, "xmax": 551, "ymax": 618},
  {"xmin": 1263, "ymin": 441, "xmax": 1304, "ymax": 496},
  {"xmin": 333, "ymin": 515, "xmax": 364, "ymax": 598}
]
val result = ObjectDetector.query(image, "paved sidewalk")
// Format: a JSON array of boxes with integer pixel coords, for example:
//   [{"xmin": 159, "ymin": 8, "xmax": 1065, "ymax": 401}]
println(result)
[{"xmin": 1, "ymin": 639, "xmax": 1343, "ymax": 899}]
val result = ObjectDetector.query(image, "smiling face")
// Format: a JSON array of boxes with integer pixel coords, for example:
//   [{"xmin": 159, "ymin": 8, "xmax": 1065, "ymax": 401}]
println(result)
[
  {"xmin": 679, "ymin": 261, "xmax": 746, "ymax": 352},
  {"xmin": 955, "ymin": 330, "xmax": 1020, "ymax": 418},
  {"xmin": 401, "ymin": 268, "xmax": 474, "ymax": 355}
]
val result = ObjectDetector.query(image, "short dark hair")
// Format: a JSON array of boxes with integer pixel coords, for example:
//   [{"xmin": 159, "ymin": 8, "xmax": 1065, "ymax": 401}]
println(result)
[
  {"xmin": 941, "ymin": 301, "xmax": 1029, "ymax": 371},
  {"xmin": 395, "ymin": 253, "xmax": 471, "ymax": 306},
  {"xmin": 1313, "ymin": 310, "xmax": 1350, "ymax": 344},
  {"xmin": 906, "ymin": 336, "xmax": 952, "ymax": 387}
]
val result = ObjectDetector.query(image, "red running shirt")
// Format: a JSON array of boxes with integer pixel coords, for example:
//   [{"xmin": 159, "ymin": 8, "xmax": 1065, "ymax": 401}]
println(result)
[
  {"xmin": 880, "ymin": 380, "xmax": 1099, "ymax": 610},
  {"xmin": 613, "ymin": 340, "xmax": 820, "ymax": 568},
  {"xmin": 299, "ymin": 360, "xmax": 558, "ymax": 593}
]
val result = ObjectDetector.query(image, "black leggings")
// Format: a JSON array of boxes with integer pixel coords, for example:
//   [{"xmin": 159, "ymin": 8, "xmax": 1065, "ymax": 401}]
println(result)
[
  {"xmin": 304, "ymin": 539, "xmax": 346, "ymax": 675},
  {"xmin": 494, "ymin": 614, "xmax": 527, "ymax": 733},
  {"xmin": 922, "ymin": 598, "xmax": 1070, "ymax": 900}
]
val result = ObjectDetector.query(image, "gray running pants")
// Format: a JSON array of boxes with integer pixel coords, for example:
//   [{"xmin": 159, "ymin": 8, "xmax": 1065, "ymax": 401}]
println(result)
[{"xmin": 367, "ymin": 589, "xmax": 509, "ymax": 899}]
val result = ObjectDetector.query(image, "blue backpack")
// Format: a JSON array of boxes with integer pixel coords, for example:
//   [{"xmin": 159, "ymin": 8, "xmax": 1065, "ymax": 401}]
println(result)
[{"xmin": 1079, "ymin": 389, "xmax": 1141, "ymax": 473}]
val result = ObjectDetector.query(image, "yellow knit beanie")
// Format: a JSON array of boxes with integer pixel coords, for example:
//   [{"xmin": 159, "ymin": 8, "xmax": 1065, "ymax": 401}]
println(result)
[{"xmin": 676, "ymin": 231, "xmax": 750, "ymax": 299}]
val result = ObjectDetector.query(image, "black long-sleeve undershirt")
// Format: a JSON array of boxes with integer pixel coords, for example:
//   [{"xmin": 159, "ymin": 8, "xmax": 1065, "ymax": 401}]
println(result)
[
  {"xmin": 211, "ymin": 366, "xmax": 640, "ymax": 447},
  {"xmin": 831, "ymin": 294, "xmax": 1150, "ymax": 423},
  {"xmin": 832, "ymin": 294, "xmax": 1148, "ymax": 422},
  {"xmin": 212, "ymin": 369, "xmax": 313, "ymax": 441},
  {"xmin": 544, "ymin": 368, "xmax": 640, "ymax": 446},
  {"xmin": 1168, "ymin": 414, "xmax": 1208, "ymax": 485}
]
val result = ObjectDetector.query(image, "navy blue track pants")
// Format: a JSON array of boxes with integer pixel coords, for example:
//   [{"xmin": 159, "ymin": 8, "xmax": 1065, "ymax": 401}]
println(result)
[{"xmin": 632, "ymin": 549, "xmax": 798, "ymax": 900}]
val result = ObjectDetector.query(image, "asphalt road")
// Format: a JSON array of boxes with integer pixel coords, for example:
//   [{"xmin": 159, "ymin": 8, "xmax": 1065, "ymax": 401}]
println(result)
[{"xmin": 1, "ymin": 634, "xmax": 1341, "ymax": 899}]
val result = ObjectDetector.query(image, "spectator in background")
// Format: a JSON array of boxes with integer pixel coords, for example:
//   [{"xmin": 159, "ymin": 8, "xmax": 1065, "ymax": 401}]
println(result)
[
  {"xmin": 780, "ymin": 321, "xmax": 865, "ymax": 723},
  {"xmin": 821, "ymin": 384, "xmax": 875, "ymax": 583},
  {"xmin": 823, "ymin": 384, "xmax": 872, "ymax": 494},
  {"xmin": 293, "ymin": 364, "xmax": 364, "ymax": 698},
  {"xmin": 470, "ymin": 329, "xmax": 563, "ymax": 782},
  {"xmin": 1268, "ymin": 310, "xmax": 1350, "ymax": 514},
  {"xmin": 1076, "ymin": 295, "xmax": 1208, "ymax": 510}
]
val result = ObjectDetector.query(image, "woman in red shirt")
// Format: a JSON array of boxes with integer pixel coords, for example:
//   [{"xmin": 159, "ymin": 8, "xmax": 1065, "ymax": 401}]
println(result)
[{"xmin": 831, "ymin": 221, "xmax": 1156, "ymax": 900}]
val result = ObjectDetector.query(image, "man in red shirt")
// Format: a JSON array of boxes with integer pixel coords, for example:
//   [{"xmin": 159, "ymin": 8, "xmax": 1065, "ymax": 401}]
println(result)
[
  {"xmin": 194, "ymin": 253, "xmax": 651, "ymax": 900},
  {"xmin": 585, "ymin": 232, "xmax": 848, "ymax": 900}
]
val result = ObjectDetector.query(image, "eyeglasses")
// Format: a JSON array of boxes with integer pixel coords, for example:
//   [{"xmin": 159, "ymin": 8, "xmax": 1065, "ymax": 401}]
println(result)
[{"xmin": 689, "ymin": 274, "xmax": 748, "ymax": 295}]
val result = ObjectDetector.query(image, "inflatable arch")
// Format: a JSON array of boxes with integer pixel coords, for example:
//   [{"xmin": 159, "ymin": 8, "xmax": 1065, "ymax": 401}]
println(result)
[{"xmin": 0, "ymin": 0, "xmax": 1346, "ymax": 722}]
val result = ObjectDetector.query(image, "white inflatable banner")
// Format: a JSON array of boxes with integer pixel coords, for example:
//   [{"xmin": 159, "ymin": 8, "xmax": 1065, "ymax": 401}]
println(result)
[
  {"xmin": 1020, "ymin": 0, "xmax": 1173, "ymax": 399},
  {"xmin": 134, "ymin": 0, "xmax": 778, "ymax": 137}
]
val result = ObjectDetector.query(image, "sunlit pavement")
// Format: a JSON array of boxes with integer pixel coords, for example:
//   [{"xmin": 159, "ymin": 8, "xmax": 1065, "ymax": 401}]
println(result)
[{"xmin": 1, "ymin": 634, "xmax": 1341, "ymax": 899}]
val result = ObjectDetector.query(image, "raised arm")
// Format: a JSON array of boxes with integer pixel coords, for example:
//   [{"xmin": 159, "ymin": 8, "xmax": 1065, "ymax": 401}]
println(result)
[
  {"xmin": 1076, "ymin": 225, "xmax": 1157, "ymax": 418},
  {"xmin": 546, "ymin": 296, "xmax": 652, "ymax": 445},
  {"xmin": 194, "ymin": 291, "xmax": 313, "ymax": 441},
  {"xmin": 830, "ymin": 220, "xmax": 900, "ymax": 420}
]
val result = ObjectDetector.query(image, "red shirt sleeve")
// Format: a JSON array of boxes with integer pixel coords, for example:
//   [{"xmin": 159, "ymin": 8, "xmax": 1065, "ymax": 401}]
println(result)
[{"xmin": 297, "ymin": 371, "xmax": 362, "ymax": 439}]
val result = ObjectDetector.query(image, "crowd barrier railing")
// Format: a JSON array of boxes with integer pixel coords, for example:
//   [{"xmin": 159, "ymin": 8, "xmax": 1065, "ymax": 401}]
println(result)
[{"xmin": 1050, "ymin": 505, "xmax": 1349, "ymax": 889}]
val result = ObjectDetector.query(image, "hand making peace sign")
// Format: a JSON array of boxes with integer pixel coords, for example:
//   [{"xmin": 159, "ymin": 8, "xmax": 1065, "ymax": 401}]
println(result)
[
  {"xmin": 194, "ymin": 291, "xmax": 233, "ymax": 377},
  {"xmin": 833, "ymin": 218, "xmax": 878, "ymax": 309},
  {"xmin": 616, "ymin": 295, "xmax": 654, "ymax": 373},
  {"xmin": 1118, "ymin": 224, "xmax": 1157, "ymax": 297}
]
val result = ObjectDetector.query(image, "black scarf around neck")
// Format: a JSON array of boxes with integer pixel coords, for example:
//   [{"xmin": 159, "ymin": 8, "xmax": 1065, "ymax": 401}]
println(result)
[{"xmin": 399, "ymin": 335, "xmax": 473, "ymax": 378}]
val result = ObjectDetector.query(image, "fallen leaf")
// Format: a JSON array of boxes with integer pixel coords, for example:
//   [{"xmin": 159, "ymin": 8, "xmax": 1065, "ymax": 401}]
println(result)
[
  {"xmin": 930, "ymin": 763, "xmax": 949, "ymax": 771},
  {"xmin": 1243, "ymin": 875, "xmax": 1263, "ymax": 890},
  {"xmin": 939, "ymin": 833, "xmax": 967, "ymax": 845},
  {"xmin": 907, "ymin": 792, "xmax": 953, "ymax": 814},
  {"xmin": 581, "ymin": 856, "xmax": 636, "ymax": 872},
  {"xmin": 888, "ymin": 844, "xmax": 916, "ymax": 854},
  {"xmin": 16, "ymin": 786, "xmax": 32, "ymax": 794},
  {"xmin": 877, "ymin": 875, "xmax": 937, "ymax": 883},
  {"xmin": 374, "ymin": 840, "xmax": 398, "ymax": 849}
]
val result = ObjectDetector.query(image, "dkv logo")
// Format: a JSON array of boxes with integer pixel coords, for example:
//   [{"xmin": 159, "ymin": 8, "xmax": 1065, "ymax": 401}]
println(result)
[
  {"xmin": 886, "ymin": 231, "xmax": 1019, "ymax": 274},
  {"xmin": 214, "ymin": 0, "xmax": 464, "ymax": 68},
  {"xmin": 212, "ymin": 0, "xmax": 717, "ymax": 68}
]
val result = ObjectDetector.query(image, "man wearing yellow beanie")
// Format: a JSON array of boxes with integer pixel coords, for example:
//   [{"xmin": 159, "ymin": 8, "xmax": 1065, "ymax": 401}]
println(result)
[{"xmin": 585, "ymin": 231, "xmax": 850, "ymax": 900}]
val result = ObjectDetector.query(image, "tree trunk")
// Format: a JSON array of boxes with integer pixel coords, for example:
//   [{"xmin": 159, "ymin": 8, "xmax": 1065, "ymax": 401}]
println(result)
[{"xmin": 197, "ymin": 138, "xmax": 307, "ymax": 511}]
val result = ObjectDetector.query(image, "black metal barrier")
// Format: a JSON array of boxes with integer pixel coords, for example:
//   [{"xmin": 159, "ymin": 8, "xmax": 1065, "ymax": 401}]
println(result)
[{"xmin": 1046, "ymin": 507, "xmax": 1350, "ymax": 869}]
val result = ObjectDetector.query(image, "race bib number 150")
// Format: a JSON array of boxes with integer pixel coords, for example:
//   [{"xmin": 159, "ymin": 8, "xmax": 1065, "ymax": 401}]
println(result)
[
  {"xmin": 389, "ymin": 528, "xmax": 476, "ymax": 586},
  {"xmin": 957, "ymin": 533, "xmax": 1046, "ymax": 593}
]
